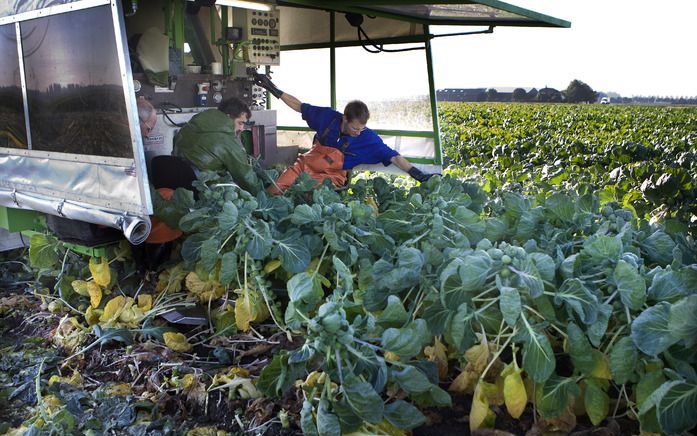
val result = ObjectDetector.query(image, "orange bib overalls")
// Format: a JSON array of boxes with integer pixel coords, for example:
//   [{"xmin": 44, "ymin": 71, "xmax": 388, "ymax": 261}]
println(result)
[{"xmin": 268, "ymin": 118, "xmax": 348, "ymax": 195}]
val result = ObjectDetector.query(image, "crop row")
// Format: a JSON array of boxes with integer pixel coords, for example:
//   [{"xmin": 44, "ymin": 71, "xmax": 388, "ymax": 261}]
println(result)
[{"xmin": 439, "ymin": 103, "xmax": 697, "ymax": 234}]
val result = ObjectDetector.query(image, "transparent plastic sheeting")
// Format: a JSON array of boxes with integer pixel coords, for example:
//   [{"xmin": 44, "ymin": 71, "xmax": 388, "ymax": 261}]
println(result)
[
  {"xmin": 279, "ymin": 6, "xmax": 425, "ymax": 47},
  {"xmin": 0, "ymin": 188, "xmax": 151, "ymax": 245},
  {"xmin": 277, "ymin": 130, "xmax": 436, "ymax": 161},
  {"xmin": 372, "ymin": 4, "xmax": 526, "ymax": 22},
  {"xmin": 0, "ymin": 0, "xmax": 81, "ymax": 18}
]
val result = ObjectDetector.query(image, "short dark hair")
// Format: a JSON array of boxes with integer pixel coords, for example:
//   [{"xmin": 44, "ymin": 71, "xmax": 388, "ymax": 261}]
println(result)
[
  {"xmin": 344, "ymin": 100, "xmax": 370, "ymax": 124},
  {"xmin": 218, "ymin": 97, "xmax": 251, "ymax": 119}
]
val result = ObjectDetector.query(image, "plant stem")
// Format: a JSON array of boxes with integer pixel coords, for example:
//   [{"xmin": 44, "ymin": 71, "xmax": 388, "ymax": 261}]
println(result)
[
  {"xmin": 480, "ymin": 326, "xmax": 515, "ymax": 380},
  {"xmin": 523, "ymin": 304, "xmax": 568, "ymax": 339},
  {"xmin": 314, "ymin": 243, "xmax": 330, "ymax": 277}
]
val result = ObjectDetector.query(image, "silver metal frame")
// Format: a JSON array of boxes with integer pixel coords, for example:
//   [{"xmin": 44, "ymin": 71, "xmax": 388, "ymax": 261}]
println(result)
[
  {"xmin": 1, "ymin": 0, "xmax": 153, "ymax": 216},
  {"xmin": 0, "ymin": 0, "xmax": 109, "ymax": 26},
  {"xmin": 15, "ymin": 22, "xmax": 32, "ymax": 149},
  {"xmin": 110, "ymin": 0, "xmax": 152, "ymax": 213},
  {"xmin": 0, "ymin": 147, "xmax": 135, "ymax": 166}
]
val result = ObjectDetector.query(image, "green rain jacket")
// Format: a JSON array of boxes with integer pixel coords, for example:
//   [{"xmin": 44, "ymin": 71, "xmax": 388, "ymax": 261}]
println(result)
[{"xmin": 173, "ymin": 109, "xmax": 262, "ymax": 195}]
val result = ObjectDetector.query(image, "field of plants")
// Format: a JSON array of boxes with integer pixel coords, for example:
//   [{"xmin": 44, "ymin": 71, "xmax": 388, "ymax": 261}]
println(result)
[{"xmin": 1, "ymin": 102, "xmax": 696, "ymax": 436}]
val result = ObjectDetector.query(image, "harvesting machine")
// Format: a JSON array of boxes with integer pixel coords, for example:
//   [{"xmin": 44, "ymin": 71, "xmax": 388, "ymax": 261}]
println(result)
[{"xmin": 0, "ymin": 0, "xmax": 569, "ymax": 253}]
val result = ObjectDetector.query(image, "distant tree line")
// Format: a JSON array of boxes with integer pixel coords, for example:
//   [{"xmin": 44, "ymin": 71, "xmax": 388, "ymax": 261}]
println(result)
[{"xmin": 437, "ymin": 79, "xmax": 697, "ymax": 105}]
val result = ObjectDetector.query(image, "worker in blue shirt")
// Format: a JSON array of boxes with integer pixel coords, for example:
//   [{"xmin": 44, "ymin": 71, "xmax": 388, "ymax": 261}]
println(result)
[{"xmin": 254, "ymin": 73, "xmax": 435, "ymax": 195}]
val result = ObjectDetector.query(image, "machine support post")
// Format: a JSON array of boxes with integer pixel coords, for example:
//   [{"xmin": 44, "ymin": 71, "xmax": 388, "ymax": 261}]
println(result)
[
  {"xmin": 424, "ymin": 24, "xmax": 442, "ymax": 165},
  {"xmin": 330, "ymin": 12, "xmax": 336, "ymax": 109}
]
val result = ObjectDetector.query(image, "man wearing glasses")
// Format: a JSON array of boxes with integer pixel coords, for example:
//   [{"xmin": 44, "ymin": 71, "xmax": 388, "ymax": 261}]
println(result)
[
  {"xmin": 173, "ymin": 97, "xmax": 263, "ymax": 195},
  {"xmin": 254, "ymin": 74, "xmax": 435, "ymax": 195}
]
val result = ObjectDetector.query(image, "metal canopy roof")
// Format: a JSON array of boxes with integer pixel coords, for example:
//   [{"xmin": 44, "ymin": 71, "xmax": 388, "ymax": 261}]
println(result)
[{"xmin": 278, "ymin": 0, "xmax": 570, "ymax": 28}]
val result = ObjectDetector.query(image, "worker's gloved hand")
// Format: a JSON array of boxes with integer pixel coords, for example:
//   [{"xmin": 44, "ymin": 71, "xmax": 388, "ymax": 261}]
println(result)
[
  {"xmin": 253, "ymin": 73, "xmax": 284, "ymax": 99},
  {"xmin": 408, "ymin": 166, "xmax": 435, "ymax": 183}
]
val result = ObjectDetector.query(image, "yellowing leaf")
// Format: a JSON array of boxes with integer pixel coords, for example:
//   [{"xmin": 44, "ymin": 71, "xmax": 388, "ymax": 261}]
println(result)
[
  {"xmin": 84, "ymin": 306, "xmax": 102, "ymax": 326},
  {"xmin": 95, "ymin": 296, "xmax": 144, "ymax": 328},
  {"xmin": 263, "ymin": 259, "xmax": 282, "ymax": 274},
  {"xmin": 590, "ymin": 350, "xmax": 612, "ymax": 379},
  {"xmin": 504, "ymin": 369, "xmax": 527, "ymax": 418},
  {"xmin": 42, "ymin": 394, "xmax": 61, "ymax": 413},
  {"xmin": 170, "ymin": 373, "xmax": 195, "ymax": 389},
  {"xmin": 100, "ymin": 296, "xmax": 127, "ymax": 324},
  {"xmin": 163, "ymin": 332, "xmax": 193, "ymax": 352},
  {"xmin": 186, "ymin": 271, "xmax": 225, "ymax": 302},
  {"xmin": 105, "ymin": 383, "xmax": 132, "ymax": 396},
  {"xmin": 234, "ymin": 291, "xmax": 255, "ymax": 332},
  {"xmin": 137, "ymin": 294, "xmax": 153, "ymax": 311},
  {"xmin": 48, "ymin": 370, "xmax": 83, "ymax": 387},
  {"xmin": 233, "ymin": 287, "xmax": 269, "ymax": 332},
  {"xmin": 448, "ymin": 367, "xmax": 478, "ymax": 394},
  {"xmin": 384, "ymin": 351, "xmax": 401, "ymax": 362},
  {"xmin": 302, "ymin": 371, "xmax": 323, "ymax": 388},
  {"xmin": 366, "ymin": 196, "xmax": 379, "ymax": 216},
  {"xmin": 72, "ymin": 280, "xmax": 102, "ymax": 307},
  {"xmin": 89, "ymin": 256, "xmax": 111, "ymax": 287},
  {"xmin": 465, "ymin": 343, "xmax": 490, "ymax": 373},
  {"xmin": 469, "ymin": 382, "xmax": 491, "ymax": 432},
  {"xmin": 156, "ymin": 263, "xmax": 187, "ymax": 294},
  {"xmin": 71, "ymin": 280, "xmax": 91, "ymax": 297},
  {"xmin": 119, "ymin": 303, "xmax": 143, "ymax": 325},
  {"xmin": 88, "ymin": 284, "xmax": 102, "ymax": 308},
  {"xmin": 424, "ymin": 337, "xmax": 448, "ymax": 380},
  {"xmin": 51, "ymin": 316, "xmax": 87, "ymax": 354},
  {"xmin": 209, "ymin": 369, "xmax": 261, "ymax": 399},
  {"xmin": 480, "ymin": 380, "xmax": 504, "ymax": 406}
]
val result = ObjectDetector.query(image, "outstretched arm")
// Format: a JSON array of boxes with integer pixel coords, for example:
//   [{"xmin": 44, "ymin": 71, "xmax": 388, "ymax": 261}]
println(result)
[
  {"xmin": 280, "ymin": 93, "xmax": 302, "ymax": 113},
  {"xmin": 390, "ymin": 155, "xmax": 436, "ymax": 183},
  {"xmin": 254, "ymin": 73, "xmax": 301, "ymax": 112},
  {"xmin": 390, "ymin": 155, "xmax": 413, "ymax": 172}
]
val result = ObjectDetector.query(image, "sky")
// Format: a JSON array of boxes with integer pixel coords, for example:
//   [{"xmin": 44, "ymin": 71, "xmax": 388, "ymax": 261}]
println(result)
[{"xmin": 430, "ymin": 0, "xmax": 697, "ymax": 97}]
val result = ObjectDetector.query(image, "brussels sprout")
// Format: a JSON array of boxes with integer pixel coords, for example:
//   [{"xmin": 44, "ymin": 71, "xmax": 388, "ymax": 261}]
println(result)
[
  {"xmin": 511, "ymin": 246, "xmax": 526, "ymax": 259},
  {"xmin": 477, "ymin": 238, "xmax": 493, "ymax": 251},
  {"xmin": 337, "ymin": 331, "xmax": 353, "ymax": 345},
  {"xmin": 321, "ymin": 313, "xmax": 342, "ymax": 333},
  {"xmin": 501, "ymin": 254, "xmax": 512, "ymax": 265}
]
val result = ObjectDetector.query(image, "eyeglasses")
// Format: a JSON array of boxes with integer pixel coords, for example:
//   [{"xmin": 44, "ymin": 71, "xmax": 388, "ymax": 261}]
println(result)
[{"xmin": 346, "ymin": 123, "xmax": 366, "ymax": 134}]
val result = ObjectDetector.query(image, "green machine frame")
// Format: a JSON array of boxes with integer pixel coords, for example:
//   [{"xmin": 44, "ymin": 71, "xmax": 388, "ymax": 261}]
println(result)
[
  {"xmin": 277, "ymin": 19, "xmax": 443, "ymax": 165},
  {"xmin": 273, "ymin": 0, "xmax": 570, "ymax": 167},
  {"xmin": 158, "ymin": 0, "xmax": 569, "ymax": 167}
]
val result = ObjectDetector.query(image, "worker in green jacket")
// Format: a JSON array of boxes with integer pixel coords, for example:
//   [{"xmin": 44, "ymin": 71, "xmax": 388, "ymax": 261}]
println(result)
[{"xmin": 173, "ymin": 98, "xmax": 262, "ymax": 195}]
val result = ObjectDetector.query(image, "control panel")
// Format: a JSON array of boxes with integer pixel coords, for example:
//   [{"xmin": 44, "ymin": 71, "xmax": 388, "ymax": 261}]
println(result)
[{"xmin": 246, "ymin": 8, "xmax": 280, "ymax": 66}]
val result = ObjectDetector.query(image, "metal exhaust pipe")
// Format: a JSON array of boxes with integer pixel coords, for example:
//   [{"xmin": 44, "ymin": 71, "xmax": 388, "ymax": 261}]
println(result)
[{"xmin": 0, "ymin": 188, "xmax": 151, "ymax": 245}]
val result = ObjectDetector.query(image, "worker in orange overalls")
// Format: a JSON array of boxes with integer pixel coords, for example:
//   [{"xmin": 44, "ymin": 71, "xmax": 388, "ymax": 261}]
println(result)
[{"xmin": 253, "ymin": 74, "xmax": 435, "ymax": 195}]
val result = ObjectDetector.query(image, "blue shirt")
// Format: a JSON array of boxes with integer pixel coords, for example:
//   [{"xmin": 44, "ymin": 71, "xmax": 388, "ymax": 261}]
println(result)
[{"xmin": 301, "ymin": 103, "xmax": 399, "ymax": 170}]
